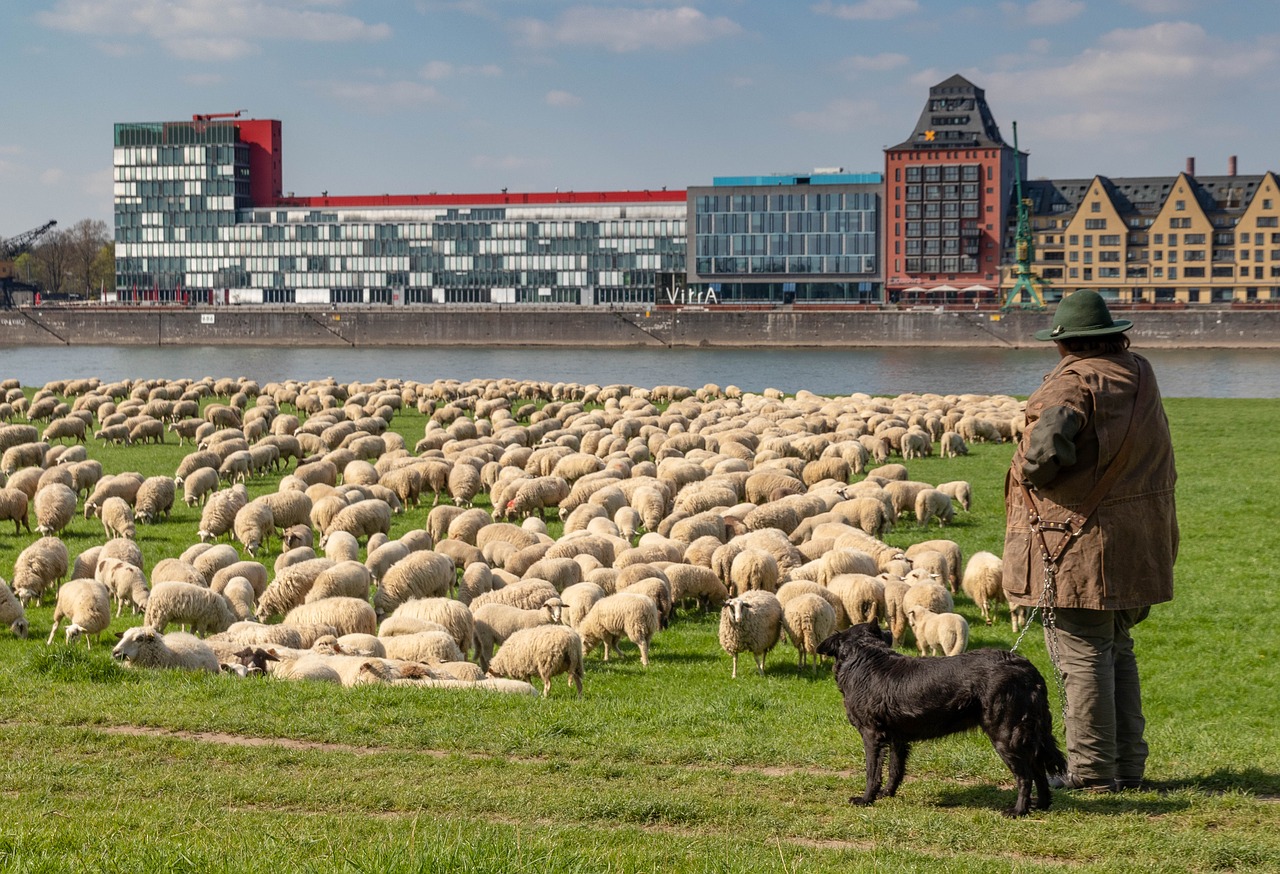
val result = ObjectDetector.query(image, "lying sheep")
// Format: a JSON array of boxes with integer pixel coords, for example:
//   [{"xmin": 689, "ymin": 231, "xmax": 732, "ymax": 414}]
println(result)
[
  {"xmin": 718, "ymin": 589, "xmax": 782, "ymax": 678},
  {"xmin": 487, "ymin": 624, "xmax": 584, "ymax": 697},
  {"xmin": 781, "ymin": 592, "xmax": 837, "ymax": 672},
  {"xmin": 379, "ymin": 630, "xmax": 465, "ymax": 664},
  {"xmin": 0, "ymin": 578, "xmax": 29, "ymax": 638},
  {"xmin": 112, "ymin": 625, "xmax": 220, "ymax": 673},
  {"xmin": 385, "ymin": 598, "xmax": 477, "ymax": 658},
  {"xmin": 905, "ymin": 605, "xmax": 970, "ymax": 657},
  {"xmin": 46, "ymin": 578, "xmax": 112, "ymax": 647},
  {"xmin": 145, "ymin": 581, "xmax": 236, "ymax": 637},
  {"xmin": 577, "ymin": 592, "xmax": 660, "ymax": 667}
]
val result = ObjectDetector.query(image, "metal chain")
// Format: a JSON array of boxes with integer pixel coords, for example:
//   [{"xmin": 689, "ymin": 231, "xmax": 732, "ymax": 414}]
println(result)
[{"xmin": 1010, "ymin": 552, "xmax": 1070, "ymax": 731}]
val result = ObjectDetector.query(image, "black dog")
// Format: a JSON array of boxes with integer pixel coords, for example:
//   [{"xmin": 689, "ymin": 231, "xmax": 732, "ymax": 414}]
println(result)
[{"xmin": 817, "ymin": 622, "xmax": 1066, "ymax": 817}]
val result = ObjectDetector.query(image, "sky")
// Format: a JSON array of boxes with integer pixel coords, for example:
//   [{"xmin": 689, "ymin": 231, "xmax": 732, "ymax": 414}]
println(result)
[{"xmin": 3, "ymin": 0, "xmax": 1279, "ymax": 235}]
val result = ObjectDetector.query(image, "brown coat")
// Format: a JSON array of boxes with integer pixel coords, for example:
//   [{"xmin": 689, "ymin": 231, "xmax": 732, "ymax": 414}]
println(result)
[{"xmin": 1004, "ymin": 350, "xmax": 1178, "ymax": 610}]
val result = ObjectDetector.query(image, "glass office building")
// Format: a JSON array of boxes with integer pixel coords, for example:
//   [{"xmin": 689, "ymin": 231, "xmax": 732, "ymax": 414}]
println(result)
[{"xmin": 686, "ymin": 173, "xmax": 883, "ymax": 303}]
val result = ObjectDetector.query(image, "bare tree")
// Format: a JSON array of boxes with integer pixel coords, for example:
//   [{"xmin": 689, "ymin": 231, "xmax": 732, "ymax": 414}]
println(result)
[
  {"xmin": 31, "ymin": 228, "xmax": 72, "ymax": 295},
  {"xmin": 67, "ymin": 219, "xmax": 111, "ymax": 296}
]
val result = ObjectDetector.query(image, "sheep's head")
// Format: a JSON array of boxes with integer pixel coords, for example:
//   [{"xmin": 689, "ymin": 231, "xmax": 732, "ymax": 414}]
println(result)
[
  {"xmin": 722, "ymin": 597, "xmax": 748, "ymax": 624},
  {"xmin": 112, "ymin": 626, "xmax": 157, "ymax": 662},
  {"xmin": 65, "ymin": 623, "xmax": 87, "ymax": 645},
  {"xmin": 9, "ymin": 617, "xmax": 28, "ymax": 639}
]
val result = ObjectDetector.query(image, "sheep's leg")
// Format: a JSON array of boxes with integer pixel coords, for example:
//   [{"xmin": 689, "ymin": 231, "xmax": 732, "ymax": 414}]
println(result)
[
  {"xmin": 45, "ymin": 618, "xmax": 60, "ymax": 646},
  {"xmin": 755, "ymin": 651, "xmax": 766, "ymax": 675},
  {"xmin": 731, "ymin": 652, "xmax": 738, "ymax": 679},
  {"xmin": 638, "ymin": 639, "xmax": 649, "ymax": 667}
]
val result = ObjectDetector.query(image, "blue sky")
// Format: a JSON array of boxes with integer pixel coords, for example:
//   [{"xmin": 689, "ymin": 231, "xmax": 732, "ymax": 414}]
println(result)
[{"xmin": 3, "ymin": 0, "xmax": 1278, "ymax": 234}]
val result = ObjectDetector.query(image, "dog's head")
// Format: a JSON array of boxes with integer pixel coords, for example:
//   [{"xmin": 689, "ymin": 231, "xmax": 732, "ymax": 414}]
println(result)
[{"xmin": 817, "ymin": 622, "xmax": 894, "ymax": 662}]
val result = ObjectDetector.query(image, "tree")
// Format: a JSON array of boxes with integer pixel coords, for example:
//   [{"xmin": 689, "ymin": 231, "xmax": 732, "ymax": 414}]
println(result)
[
  {"xmin": 31, "ymin": 227, "xmax": 72, "ymax": 295},
  {"xmin": 67, "ymin": 219, "xmax": 111, "ymax": 296},
  {"xmin": 90, "ymin": 243, "xmax": 115, "ymax": 298}
]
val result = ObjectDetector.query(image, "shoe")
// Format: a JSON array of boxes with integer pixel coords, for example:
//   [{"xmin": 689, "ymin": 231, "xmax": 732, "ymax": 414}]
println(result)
[
  {"xmin": 1113, "ymin": 777, "xmax": 1148, "ymax": 791},
  {"xmin": 1048, "ymin": 772, "xmax": 1117, "ymax": 792}
]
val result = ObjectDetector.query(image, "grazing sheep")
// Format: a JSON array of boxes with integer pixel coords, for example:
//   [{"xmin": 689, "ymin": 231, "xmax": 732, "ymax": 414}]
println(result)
[
  {"xmin": 233, "ymin": 499, "xmax": 275, "ymax": 556},
  {"xmin": 559, "ymin": 581, "xmax": 607, "ymax": 630},
  {"xmin": 961, "ymin": 550, "xmax": 1009, "ymax": 627},
  {"xmin": 307, "ymin": 560, "xmax": 373, "ymax": 603},
  {"xmin": 256, "ymin": 557, "xmax": 336, "ymax": 620},
  {"xmin": 781, "ymin": 592, "xmax": 838, "ymax": 671},
  {"xmin": 905, "ymin": 605, "xmax": 970, "ymax": 657},
  {"xmin": 46, "ymin": 578, "xmax": 112, "ymax": 647},
  {"xmin": 728, "ymin": 549, "xmax": 779, "ymax": 596},
  {"xmin": 13, "ymin": 536, "xmax": 69, "ymax": 606},
  {"xmin": 182, "ymin": 467, "xmax": 221, "ymax": 508},
  {"xmin": 373, "ymin": 551, "xmax": 454, "ymax": 617},
  {"xmin": 321, "ymin": 498, "xmax": 392, "ymax": 547},
  {"xmin": 472, "ymin": 600, "xmax": 564, "ymax": 668},
  {"xmin": 191, "ymin": 543, "xmax": 243, "ymax": 582},
  {"xmin": 323, "ymin": 530, "xmax": 361, "ymax": 562},
  {"xmin": 0, "ymin": 487, "xmax": 31, "ymax": 534},
  {"xmin": 364, "ymin": 540, "xmax": 410, "ymax": 583},
  {"xmin": 663, "ymin": 563, "xmax": 729, "ymax": 612},
  {"xmin": 0, "ymin": 578, "xmax": 29, "ymax": 638},
  {"xmin": 34, "ymin": 483, "xmax": 77, "ymax": 535},
  {"xmin": 578, "ymin": 592, "xmax": 661, "ymax": 666},
  {"xmin": 914, "ymin": 488, "xmax": 955, "ymax": 528},
  {"xmin": 258, "ymin": 490, "xmax": 312, "ymax": 530},
  {"xmin": 939, "ymin": 431, "xmax": 968, "ymax": 458},
  {"xmin": 827, "ymin": 573, "xmax": 885, "ymax": 626},
  {"xmin": 487, "ymin": 624, "xmax": 584, "ymax": 697},
  {"xmin": 83, "ymin": 472, "xmax": 144, "ymax": 519},
  {"xmin": 145, "ymin": 581, "xmax": 236, "ymax": 636},
  {"xmin": 470, "ymin": 579, "xmax": 560, "ymax": 612},
  {"xmin": 936, "ymin": 480, "xmax": 973, "ymax": 512},
  {"xmin": 718, "ymin": 590, "xmax": 783, "ymax": 678},
  {"xmin": 95, "ymin": 557, "xmax": 150, "ymax": 617},
  {"xmin": 134, "ymin": 476, "xmax": 176, "ymax": 524},
  {"xmin": 284, "ymin": 596, "xmax": 377, "ymax": 638},
  {"xmin": 220, "ymin": 576, "xmax": 258, "ymax": 621},
  {"xmin": 208, "ymin": 561, "xmax": 269, "ymax": 599},
  {"xmin": 112, "ymin": 625, "xmax": 220, "ymax": 673},
  {"xmin": 281, "ymin": 524, "xmax": 314, "ymax": 551},
  {"xmin": 100, "ymin": 496, "xmax": 135, "ymax": 540},
  {"xmin": 199, "ymin": 483, "xmax": 249, "ymax": 542}
]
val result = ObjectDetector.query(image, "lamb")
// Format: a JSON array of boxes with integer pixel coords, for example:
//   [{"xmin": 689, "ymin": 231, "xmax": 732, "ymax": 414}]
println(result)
[
  {"xmin": 34, "ymin": 483, "xmax": 77, "ymax": 535},
  {"xmin": 914, "ymin": 488, "xmax": 955, "ymax": 528},
  {"xmin": 472, "ymin": 600, "xmax": 564, "ymax": 668},
  {"xmin": 577, "ymin": 592, "xmax": 661, "ymax": 667},
  {"xmin": 900, "ymin": 580, "xmax": 956, "ymax": 639},
  {"xmin": 46, "ymin": 578, "xmax": 112, "ymax": 647},
  {"xmin": 936, "ymin": 480, "xmax": 973, "ymax": 512},
  {"xmin": 718, "ymin": 589, "xmax": 783, "ymax": 678},
  {"xmin": 208, "ymin": 561, "xmax": 269, "ymax": 599},
  {"xmin": 905, "ymin": 605, "xmax": 970, "ymax": 657},
  {"xmin": 372, "ymin": 551, "xmax": 455, "ymax": 617},
  {"xmin": 95, "ymin": 495, "xmax": 135, "ymax": 540},
  {"xmin": 13, "ymin": 536, "xmax": 69, "ymax": 606},
  {"xmin": 321, "ymin": 498, "xmax": 392, "ymax": 547},
  {"xmin": 486, "ymin": 624, "xmax": 584, "ymax": 697},
  {"xmin": 0, "ymin": 578, "xmax": 29, "ymax": 638},
  {"xmin": 939, "ymin": 430, "xmax": 968, "ymax": 458},
  {"xmin": 0, "ymin": 487, "xmax": 31, "ymax": 534},
  {"xmin": 198, "ymin": 483, "xmax": 249, "ymax": 542},
  {"xmin": 112, "ymin": 625, "xmax": 220, "ymax": 673},
  {"xmin": 145, "ymin": 581, "xmax": 236, "ymax": 636},
  {"xmin": 781, "ymin": 592, "xmax": 838, "ymax": 672},
  {"xmin": 961, "ymin": 550, "xmax": 1010, "ymax": 627},
  {"xmin": 283, "ymin": 596, "xmax": 378, "ymax": 637},
  {"xmin": 182, "ymin": 467, "xmax": 221, "ymax": 507},
  {"xmin": 133, "ymin": 476, "xmax": 176, "ymax": 524},
  {"xmin": 233, "ymin": 498, "xmax": 275, "ymax": 556}
]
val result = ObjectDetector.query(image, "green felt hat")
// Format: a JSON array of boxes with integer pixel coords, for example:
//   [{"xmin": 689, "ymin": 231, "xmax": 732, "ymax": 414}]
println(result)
[{"xmin": 1034, "ymin": 290, "xmax": 1133, "ymax": 341}]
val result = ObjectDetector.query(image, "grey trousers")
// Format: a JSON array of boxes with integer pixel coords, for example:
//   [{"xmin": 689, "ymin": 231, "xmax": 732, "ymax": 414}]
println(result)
[{"xmin": 1048, "ymin": 606, "xmax": 1151, "ymax": 782}]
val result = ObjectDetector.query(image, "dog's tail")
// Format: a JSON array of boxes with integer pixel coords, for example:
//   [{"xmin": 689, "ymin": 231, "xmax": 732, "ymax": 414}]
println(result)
[{"xmin": 1027, "ymin": 671, "xmax": 1068, "ymax": 776}]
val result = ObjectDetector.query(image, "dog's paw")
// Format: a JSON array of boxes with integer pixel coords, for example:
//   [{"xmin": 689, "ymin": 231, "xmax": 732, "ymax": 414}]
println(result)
[
  {"xmin": 848, "ymin": 796, "xmax": 874, "ymax": 806},
  {"xmin": 1001, "ymin": 806, "xmax": 1030, "ymax": 819}
]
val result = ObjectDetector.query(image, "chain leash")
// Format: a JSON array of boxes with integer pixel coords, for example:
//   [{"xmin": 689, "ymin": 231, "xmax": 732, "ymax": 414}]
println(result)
[{"xmin": 1010, "ymin": 542, "xmax": 1070, "ymax": 732}]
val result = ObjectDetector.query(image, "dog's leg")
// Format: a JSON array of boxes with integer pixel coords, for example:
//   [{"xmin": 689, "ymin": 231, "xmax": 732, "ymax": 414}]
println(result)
[
  {"xmin": 853, "ymin": 731, "xmax": 885, "ymax": 805},
  {"xmin": 883, "ymin": 739, "xmax": 910, "ymax": 797}
]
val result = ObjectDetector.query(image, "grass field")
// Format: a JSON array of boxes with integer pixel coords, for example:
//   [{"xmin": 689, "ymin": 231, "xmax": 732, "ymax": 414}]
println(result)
[{"xmin": 1, "ymin": 391, "xmax": 1277, "ymax": 873}]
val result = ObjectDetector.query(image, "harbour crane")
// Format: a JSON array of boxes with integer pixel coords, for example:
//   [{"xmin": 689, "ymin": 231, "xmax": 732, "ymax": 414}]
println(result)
[
  {"xmin": 1001, "ymin": 121, "xmax": 1048, "ymax": 311},
  {"xmin": 0, "ymin": 220, "xmax": 57, "ymax": 308}
]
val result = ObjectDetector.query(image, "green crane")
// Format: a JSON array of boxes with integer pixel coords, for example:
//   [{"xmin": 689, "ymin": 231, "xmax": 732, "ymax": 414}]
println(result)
[{"xmin": 1001, "ymin": 121, "xmax": 1047, "ymax": 311}]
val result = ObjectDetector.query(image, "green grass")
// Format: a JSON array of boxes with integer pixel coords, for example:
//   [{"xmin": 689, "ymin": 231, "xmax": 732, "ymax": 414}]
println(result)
[{"xmin": 1, "ymin": 391, "xmax": 1278, "ymax": 872}]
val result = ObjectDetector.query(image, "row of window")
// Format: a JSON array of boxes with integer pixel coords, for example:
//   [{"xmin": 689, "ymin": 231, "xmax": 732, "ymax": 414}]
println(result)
[
  {"xmin": 695, "ymin": 233, "xmax": 876, "ymax": 258},
  {"xmin": 903, "ymin": 164, "xmax": 983, "ymax": 183},
  {"xmin": 694, "ymin": 192, "xmax": 876, "ymax": 213},
  {"xmin": 696, "ymin": 211, "xmax": 872, "ymax": 235},
  {"xmin": 695, "ymin": 256, "xmax": 875, "ymax": 276}
]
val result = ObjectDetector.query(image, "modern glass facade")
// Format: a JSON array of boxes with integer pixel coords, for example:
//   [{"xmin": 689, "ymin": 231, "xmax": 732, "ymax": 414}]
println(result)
[{"xmin": 687, "ymin": 175, "xmax": 883, "ymax": 303}]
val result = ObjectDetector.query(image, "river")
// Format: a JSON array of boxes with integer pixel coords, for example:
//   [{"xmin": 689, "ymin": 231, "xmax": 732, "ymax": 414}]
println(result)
[{"xmin": 4, "ymin": 345, "xmax": 1277, "ymax": 398}]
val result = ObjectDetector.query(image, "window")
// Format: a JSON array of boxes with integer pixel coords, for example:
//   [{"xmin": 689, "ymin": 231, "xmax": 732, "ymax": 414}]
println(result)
[
  {"xmin": 1083, "ymin": 252, "xmax": 1093, "ymax": 264},
  {"xmin": 1169, "ymin": 217, "xmax": 1191, "ymax": 228},
  {"xmin": 1099, "ymin": 235, "xmax": 1121, "ymax": 245},
  {"xmin": 1069, "ymin": 235, "xmax": 1079, "ymax": 245},
  {"xmin": 1167, "ymin": 267, "xmax": 1177, "ymax": 279},
  {"xmin": 1168, "ymin": 234, "xmax": 1178, "ymax": 246},
  {"xmin": 1085, "ymin": 219, "xmax": 1107, "ymax": 229},
  {"xmin": 1090, "ymin": 201, "xmax": 1101, "ymax": 213},
  {"xmin": 1083, "ymin": 235, "xmax": 1093, "ymax": 247},
  {"xmin": 1257, "ymin": 216, "xmax": 1278, "ymax": 227},
  {"xmin": 1153, "ymin": 233, "xmax": 1163, "ymax": 244},
  {"xmin": 1183, "ymin": 267, "xmax": 1205, "ymax": 278},
  {"xmin": 1175, "ymin": 200, "xmax": 1186, "ymax": 210},
  {"xmin": 1184, "ymin": 234, "xmax": 1205, "ymax": 245}
]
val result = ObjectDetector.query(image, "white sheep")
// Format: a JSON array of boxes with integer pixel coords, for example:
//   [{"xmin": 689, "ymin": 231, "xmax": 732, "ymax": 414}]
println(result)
[
  {"xmin": 718, "ymin": 589, "xmax": 782, "ymax": 678},
  {"xmin": 233, "ymin": 498, "xmax": 275, "ymax": 556},
  {"xmin": 385, "ymin": 597, "xmax": 476, "ymax": 659},
  {"xmin": 936, "ymin": 480, "xmax": 972, "ymax": 512},
  {"xmin": 323, "ymin": 530, "xmax": 361, "ymax": 562},
  {"xmin": 220, "ymin": 576, "xmax": 258, "ymax": 622},
  {"xmin": 961, "ymin": 550, "xmax": 1009, "ymax": 627},
  {"xmin": 486, "ymin": 624, "xmax": 584, "ymax": 697},
  {"xmin": 939, "ymin": 431, "xmax": 968, "ymax": 458},
  {"xmin": 46, "ymin": 578, "xmax": 111, "ymax": 647},
  {"xmin": 134, "ymin": 476, "xmax": 176, "ymax": 524},
  {"xmin": 379, "ymin": 630, "xmax": 465, "ymax": 664},
  {"xmin": 306, "ymin": 560, "xmax": 373, "ymax": 603},
  {"xmin": 0, "ymin": 487, "xmax": 31, "ymax": 534},
  {"xmin": 284, "ymin": 596, "xmax": 377, "ymax": 637},
  {"xmin": 255, "ymin": 557, "xmax": 336, "ymax": 620},
  {"xmin": 781, "ymin": 592, "xmax": 837, "ymax": 672},
  {"xmin": 198, "ymin": 483, "xmax": 248, "ymax": 542},
  {"xmin": 471, "ymin": 600, "xmax": 564, "ymax": 669},
  {"xmin": 13, "ymin": 536, "xmax": 69, "ymax": 606},
  {"xmin": 112, "ymin": 625, "xmax": 220, "ymax": 673},
  {"xmin": 145, "ymin": 581, "xmax": 236, "ymax": 637},
  {"xmin": 914, "ymin": 488, "xmax": 954, "ymax": 528},
  {"xmin": 728, "ymin": 549, "xmax": 779, "ymax": 596},
  {"xmin": 372, "ymin": 551, "xmax": 454, "ymax": 617},
  {"xmin": 0, "ymin": 578, "xmax": 29, "ymax": 638},
  {"xmin": 905, "ymin": 605, "xmax": 970, "ymax": 657},
  {"xmin": 321, "ymin": 498, "xmax": 392, "ymax": 546},
  {"xmin": 577, "ymin": 592, "xmax": 660, "ymax": 667},
  {"xmin": 827, "ymin": 573, "xmax": 885, "ymax": 625},
  {"xmin": 100, "ymin": 495, "xmax": 136, "ymax": 540},
  {"xmin": 558, "ymin": 581, "xmax": 606, "ymax": 630},
  {"xmin": 34, "ymin": 483, "xmax": 77, "ymax": 536}
]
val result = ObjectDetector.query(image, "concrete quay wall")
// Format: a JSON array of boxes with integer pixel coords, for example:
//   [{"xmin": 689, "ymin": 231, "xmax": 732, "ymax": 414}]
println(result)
[{"xmin": 2, "ymin": 306, "xmax": 1278, "ymax": 349}]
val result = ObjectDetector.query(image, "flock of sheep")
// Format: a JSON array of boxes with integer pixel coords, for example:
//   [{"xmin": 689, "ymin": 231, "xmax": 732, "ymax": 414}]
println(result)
[{"xmin": 0, "ymin": 373, "xmax": 1028, "ymax": 697}]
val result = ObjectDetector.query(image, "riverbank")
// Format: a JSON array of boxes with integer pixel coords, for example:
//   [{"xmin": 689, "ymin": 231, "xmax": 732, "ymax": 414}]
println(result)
[{"xmin": 3, "ymin": 305, "xmax": 1280, "ymax": 349}]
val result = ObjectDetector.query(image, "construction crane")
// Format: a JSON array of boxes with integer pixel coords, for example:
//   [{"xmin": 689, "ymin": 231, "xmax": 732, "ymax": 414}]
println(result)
[
  {"xmin": 0, "ymin": 220, "xmax": 57, "ymax": 308},
  {"xmin": 191, "ymin": 110, "xmax": 246, "ymax": 123},
  {"xmin": 1001, "ymin": 121, "xmax": 1048, "ymax": 311}
]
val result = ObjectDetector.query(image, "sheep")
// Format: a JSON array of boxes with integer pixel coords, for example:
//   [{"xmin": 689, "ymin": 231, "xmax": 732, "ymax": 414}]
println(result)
[
  {"xmin": 939, "ymin": 431, "xmax": 968, "ymax": 458},
  {"xmin": 182, "ymin": 467, "xmax": 221, "ymax": 508},
  {"xmin": 323, "ymin": 530, "xmax": 361, "ymax": 563},
  {"xmin": 379, "ymin": 630, "xmax": 465, "ymax": 665},
  {"xmin": 827, "ymin": 573, "xmax": 885, "ymax": 626},
  {"xmin": 95, "ymin": 556, "xmax": 150, "ymax": 617},
  {"xmin": 259, "ymin": 489, "xmax": 312, "ymax": 530},
  {"xmin": 199, "ymin": 483, "xmax": 249, "ymax": 542},
  {"xmin": 914, "ymin": 488, "xmax": 955, "ymax": 528},
  {"xmin": 46, "ymin": 578, "xmax": 112, "ymax": 647},
  {"xmin": 97, "ymin": 495, "xmax": 135, "ymax": 540},
  {"xmin": 386, "ymin": 597, "xmax": 476, "ymax": 659},
  {"xmin": 718, "ymin": 589, "xmax": 783, "ymax": 679},
  {"xmin": 376, "ymin": 615, "xmax": 448, "ymax": 639},
  {"xmin": 307, "ymin": 560, "xmax": 373, "ymax": 603},
  {"xmin": 233, "ymin": 499, "xmax": 275, "ymax": 556},
  {"xmin": 134, "ymin": 476, "xmax": 176, "ymax": 524},
  {"xmin": 960, "ymin": 550, "xmax": 1009, "ymax": 627},
  {"xmin": 275, "ymin": 545, "xmax": 318, "ymax": 574},
  {"xmin": 83, "ymin": 472, "xmax": 144, "ymax": 518},
  {"xmin": 364, "ymin": 540, "xmax": 410, "ymax": 583},
  {"xmin": 256, "ymin": 558, "xmax": 336, "ymax": 620},
  {"xmin": 208, "ymin": 561, "xmax": 269, "ymax": 599},
  {"xmin": 34, "ymin": 483, "xmax": 77, "ymax": 536},
  {"xmin": 281, "ymin": 524, "xmax": 314, "ymax": 551},
  {"xmin": 283, "ymin": 596, "xmax": 378, "ymax": 638},
  {"xmin": 470, "ymin": 579, "xmax": 560, "ymax": 612},
  {"xmin": 936, "ymin": 480, "xmax": 972, "ymax": 512},
  {"xmin": 472, "ymin": 600, "xmax": 564, "ymax": 668},
  {"xmin": 577, "ymin": 592, "xmax": 660, "ymax": 667},
  {"xmin": 0, "ymin": 578, "xmax": 29, "ymax": 638},
  {"xmin": 321, "ymin": 498, "xmax": 392, "ymax": 547},
  {"xmin": 776, "ymin": 579, "xmax": 845, "ymax": 626},
  {"xmin": 663, "ymin": 563, "xmax": 729, "ymax": 612},
  {"xmin": 112, "ymin": 625, "xmax": 220, "ymax": 673},
  {"xmin": 905, "ymin": 605, "xmax": 970, "ymax": 657},
  {"xmin": 0, "ymin": 487, "xmax": 31, "ymax": 534},
  {"xmin": 501, "ymin": 475, "xmax": 571, "ymax": 521},
  {"xmin": 191, "ymin": 543, "xmax": 244, "ymax": 582},
  {"xmin": 818, "ymin": 548, "xmax": 879, "ymax": 586},
  {"xmin": 728, "ymin": 549, "xmax": 779, "ymax": 596},
  {"xmin": 900, "ymin": 581, "xmax": 955, "ymax": 640},
  {"xmin": 144, "ymin": 581, "xmax": 236, "ymax": 636},
  {"xmin": 13, "ymin": 536, "xmax": 69, "ymax": 606},
  {"xmin": 220, "ymin": 576, "xmax": 258, "ymax": 621},
  {"xmin": 486, "ymin": 624, "xmax": 584, "ymax": 697},
  {"xmin": 781, "ymin": 592, "xmax": 838, "ymax": 672},
  {"xmin": 372, "ymin": 551, "xmax": 455, "ymax": 617},
  {"xmin": 559, "ymin": 581, "xmax": 606, "ymax": 630}
]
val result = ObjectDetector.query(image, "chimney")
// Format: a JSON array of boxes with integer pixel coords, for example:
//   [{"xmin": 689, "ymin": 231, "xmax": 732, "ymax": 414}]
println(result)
[
  {"xmin": 1186, "ymin": 156, "xmax": 1195, "ymax": 176},
  {"xmin": 1229, "ymin": 155, "xmax": 1237, "ymax": 177}
]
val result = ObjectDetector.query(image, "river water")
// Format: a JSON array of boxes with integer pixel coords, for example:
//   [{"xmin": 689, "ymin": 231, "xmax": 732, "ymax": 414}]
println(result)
[{"xmin": 2, "ymin": 345, "xmax": 1276, "ymax": 398}]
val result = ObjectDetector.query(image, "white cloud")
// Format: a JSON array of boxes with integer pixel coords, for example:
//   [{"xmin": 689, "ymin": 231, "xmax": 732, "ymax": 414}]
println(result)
[
  {"xmin": 421, "ymin": 60, "xmax": 455, "ymax": 80},
  {"xmin": 789, "ymin": 98, "xmax": 881, "ymax": 134},
  {"xmin": 999, "ymin": 0, "xmax": 1085, "ymax": 26},
  {"xmin": 183, "ymin": 72, "xmax": 225, "ymax": 85},
  {"xmin": 545, "ymin": 90, "xmax": 582, "ymax": 108},
  {"xmin": 40, "ymin": 168, "xmax": 65, "ymax": 186},
  {"xmin": 37, "ymin": 0, "xmax": 390, "ymax": 60},
  {"xmin": 420, "ymin": 60, "xmax": 502, "ymax": 80},
  {"xmin": 320, "ymin": 80, "xmax": 444, "ymax": 112},
  {"xmin": 1121, "ymin": 0, "xmax": 1196, "ymax": 13},
  {"xmin": 839, "ymin": 52, "xmax": 909, "ymax": 74},
  {"xmin": 512, "ymin": 5, "xmax": 742, "ymax": 53},
  {"xmin": 812, "ymin": 0, "xmax": 919, "ymax": 22}
]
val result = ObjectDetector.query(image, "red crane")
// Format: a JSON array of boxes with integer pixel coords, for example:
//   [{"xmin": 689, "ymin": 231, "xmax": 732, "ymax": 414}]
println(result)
[{"xmin": 191, "ymin": 111, "xmax": 246, "ymax": 123}]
